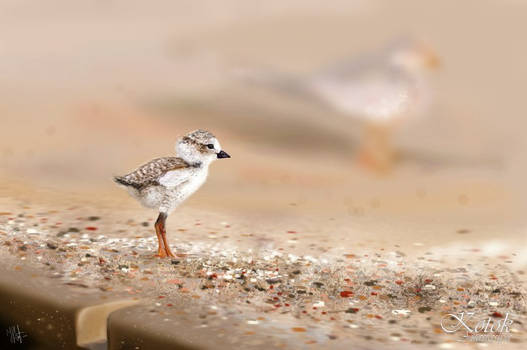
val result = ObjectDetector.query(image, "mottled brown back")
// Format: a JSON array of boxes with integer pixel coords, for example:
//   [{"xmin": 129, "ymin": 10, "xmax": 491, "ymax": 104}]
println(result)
[{"xmin": 114, "ymin": 157, "xmax": 190, "ymax": 189}]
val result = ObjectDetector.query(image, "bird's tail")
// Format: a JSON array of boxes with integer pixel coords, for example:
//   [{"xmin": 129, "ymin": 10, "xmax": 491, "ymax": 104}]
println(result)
[
  {"xmin": 114, "ymin": 176, "xmax": 132, "ymax": 187},
  {"xmin": 232, "ymin": 66, "xmax": 314, "ymax": 100}
]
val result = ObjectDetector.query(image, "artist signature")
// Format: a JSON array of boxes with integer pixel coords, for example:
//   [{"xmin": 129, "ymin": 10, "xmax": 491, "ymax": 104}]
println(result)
[
  {"xmin": 441, "ymin": 312, "xmax": 513, "ymax": 343},
  {"xmin": 5, "ymin": 325, "xmax": 27, "ymax": 344}
]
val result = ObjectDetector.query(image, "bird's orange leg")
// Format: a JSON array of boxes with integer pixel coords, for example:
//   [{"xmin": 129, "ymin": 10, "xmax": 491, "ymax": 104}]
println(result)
[
  {"xmin": 155, "ymin": 212, "xmax": 175, "ymax": 258},
  {"xmin": 154, "ymin": 213, "xmax": 167, "ymax": 258},
  {"xmin": 357, "ymin": 123, "xmax": 395, "ymax": 173}
]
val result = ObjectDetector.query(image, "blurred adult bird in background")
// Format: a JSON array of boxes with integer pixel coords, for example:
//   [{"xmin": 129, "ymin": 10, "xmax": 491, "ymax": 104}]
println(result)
[{"xmin": 237, "ymin": 38, "xmax": 440, "ymax": 172}]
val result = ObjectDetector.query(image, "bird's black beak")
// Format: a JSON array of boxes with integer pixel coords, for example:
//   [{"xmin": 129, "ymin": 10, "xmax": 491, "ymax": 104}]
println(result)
[{"xmin": 217, "ymin": 150, "xmax": 230, "ymax": 159}]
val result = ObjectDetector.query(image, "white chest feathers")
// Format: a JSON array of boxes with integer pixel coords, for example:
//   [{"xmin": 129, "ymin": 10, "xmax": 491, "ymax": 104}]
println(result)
[
  {"xmin": 160, "ymin": 167, "xmax": 209, "ymax": 207},
  {"xmin": 172, "ymin": 168, "xmax": 209, "ymax": 199}
]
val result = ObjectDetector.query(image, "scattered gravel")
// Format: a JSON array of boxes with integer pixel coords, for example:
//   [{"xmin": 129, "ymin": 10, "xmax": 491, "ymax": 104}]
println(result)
[{"xmin": 1, "ymin": 208, "xmax": 526, "ymax": 347}]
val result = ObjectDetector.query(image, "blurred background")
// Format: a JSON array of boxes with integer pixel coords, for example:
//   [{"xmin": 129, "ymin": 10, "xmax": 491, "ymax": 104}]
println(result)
[{"xmin": 1, "ymin": 0, "xmax": 526, "ymax": 248}]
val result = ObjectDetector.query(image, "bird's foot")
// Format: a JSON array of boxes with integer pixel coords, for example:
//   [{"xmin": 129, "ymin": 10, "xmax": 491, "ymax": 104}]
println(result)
[
  {"xmin": 155, "ymin": 246, "xmax": 167, "ymax": 258},
  {"xmin": 164, "ymin": 246, "xmax": 176, "ymax": 258},
  {"xmin": 356, "ymin": 149, "xmax": 395, "ymax": 174}
]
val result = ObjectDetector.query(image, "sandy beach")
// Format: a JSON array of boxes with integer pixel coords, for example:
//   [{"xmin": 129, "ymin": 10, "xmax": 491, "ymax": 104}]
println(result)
[{"xmin": 1, "ymin": 1, "xmax": 526, "ymax": 349}]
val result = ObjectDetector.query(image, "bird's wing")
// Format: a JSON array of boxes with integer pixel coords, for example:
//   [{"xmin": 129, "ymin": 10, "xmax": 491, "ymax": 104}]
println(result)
[
  {"xmin": 117, "ymin": 157, "xmax": 190, "ymax": 189},
  {"xmin": 235, "ymin": 66, "xmax": 317, "ymax": 101},
  {"xmin": 312, "ymin": 51, "xmax": 385, "ymax": 82}
]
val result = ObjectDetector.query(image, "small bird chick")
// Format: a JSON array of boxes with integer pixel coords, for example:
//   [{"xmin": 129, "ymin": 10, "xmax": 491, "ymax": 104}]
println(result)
[{"xmin": 114, "ymin": 129, "xmax": 230, "ymax": 258}]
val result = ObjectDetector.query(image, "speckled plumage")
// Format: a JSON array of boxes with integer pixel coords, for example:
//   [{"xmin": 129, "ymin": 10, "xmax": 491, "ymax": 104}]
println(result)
[
  {"xmin": 183, "ymin": 129, "xmax": 215, "ymax": 144},
  {"xmin": 114, "ymin": 157, "xmax": 192, "ymax": 190}
]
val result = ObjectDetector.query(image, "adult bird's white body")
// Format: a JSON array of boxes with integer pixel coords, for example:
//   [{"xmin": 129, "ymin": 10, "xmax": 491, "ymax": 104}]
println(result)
[
  {"xmin": 114, "ymin": 129, "xmax": 230, "ymax": 257},
  {"xmin": 309, "ymin": 64, "xmax": 423, "ymax": 124},
  {"xmin": 307, "ymin": 39, "xmax": 437, "ymax": 124}
]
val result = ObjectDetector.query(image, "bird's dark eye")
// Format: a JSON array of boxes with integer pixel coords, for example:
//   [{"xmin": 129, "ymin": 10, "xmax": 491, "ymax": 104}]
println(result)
[{"xmin": 207, "ymin": 144, "xmax": 214, "ymax": 149}]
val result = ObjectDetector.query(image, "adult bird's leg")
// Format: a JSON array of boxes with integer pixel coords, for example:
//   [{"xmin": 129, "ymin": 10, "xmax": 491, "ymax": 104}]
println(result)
[
  {"xmin": 156, "ymin": 212, "xmax": 175, "ymax": 258},
  {"xmin": 154, "ymin": 212, "xmax": 167, "ymax": 258},
  {"xmin": 357, "ymin": 122, "xmax": 395, "ymax": 173}
]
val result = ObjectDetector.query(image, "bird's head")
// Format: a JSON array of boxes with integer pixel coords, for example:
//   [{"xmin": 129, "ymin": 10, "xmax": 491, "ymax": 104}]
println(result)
[
  {"xmin": 388, "ymin": 38, "xmax": 440, "ymax": 72},
  {"xmin": 176, "ymin": 129, "xmax": 230, "ymax": 165}
]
